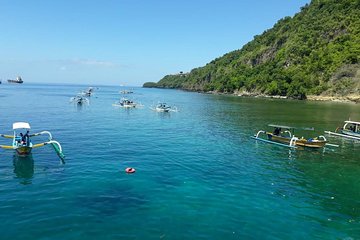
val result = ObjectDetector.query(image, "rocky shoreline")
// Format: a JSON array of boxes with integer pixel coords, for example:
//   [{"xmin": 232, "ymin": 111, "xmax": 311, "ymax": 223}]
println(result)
[
  {"xmin": 204, "ymin": 90, "xmax": 360, "ymax": 103},
  {"xmin": 306, "ymin": 95, "xmax": 360, "ymax": 104}
]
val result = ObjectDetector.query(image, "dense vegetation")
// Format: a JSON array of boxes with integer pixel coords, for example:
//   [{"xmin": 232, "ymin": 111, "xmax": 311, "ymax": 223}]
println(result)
[
  {"xmin": 144, "ymin": 0, "xmax": 360, "ymax": 99},
  {"xmin": 142, "ymin": 82, "xmax": 158, "ymax": 88}
]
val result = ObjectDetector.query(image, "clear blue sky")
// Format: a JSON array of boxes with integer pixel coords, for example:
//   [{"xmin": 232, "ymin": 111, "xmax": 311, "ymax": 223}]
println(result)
[{"xmin": 0, "ymin": 0, "xmax": 310, "ymax": 86}]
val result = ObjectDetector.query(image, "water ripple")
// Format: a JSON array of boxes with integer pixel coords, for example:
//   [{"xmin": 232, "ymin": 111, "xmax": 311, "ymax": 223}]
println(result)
[{"xmin": 0, "ymin": 85, "xmax": 359, "ymax": 239}]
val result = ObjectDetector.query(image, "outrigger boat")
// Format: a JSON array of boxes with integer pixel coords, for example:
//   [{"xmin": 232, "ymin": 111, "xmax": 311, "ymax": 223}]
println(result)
[
  {"xmin": 325, "ymin": 120, "xmax": 360, "ymax": 140},
  {"xmin": 112, "ymin": 97, "xmax": 142, "ymax": 108},
  {"xmin": 0, "ymin": 122, "xmax": 65, "ymax": 163},
  {"xmin": 150, "ymin": 102, "xmax": 178, "ymax": 112},
  {"xmin": 252, "ymin": 124, "xmax": 331, "ymax": 148},
  {"xmin": 8, "ymin": 76, "xmax": 23, "ymax": 84},
  {"xmin": 70, "ymin": 95, "xmax": 89, "ymax": 105},
  {"xmin": 119, "ymin": 90, "xmax": 133, "ymax": 94},
  {"xmin": 81, "ymin": 87, "xmax": 94, "ymax": 97}
]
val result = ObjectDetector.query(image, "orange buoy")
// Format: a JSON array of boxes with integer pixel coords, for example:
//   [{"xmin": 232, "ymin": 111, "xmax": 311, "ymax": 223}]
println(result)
[{"xmin": 125, "ymin": 167, "xmax": 136, "ymax": 173}]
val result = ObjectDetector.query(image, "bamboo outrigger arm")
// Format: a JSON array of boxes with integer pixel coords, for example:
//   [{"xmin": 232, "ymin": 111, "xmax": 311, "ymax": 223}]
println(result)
[
  {"xmin": 289, "ymin": 136, "xmax": 299, "ymax": 147},
  {"xmin": 255, "ymin": 130, "xmax": 266, "ymax": 138},
  {"xmin": 33, "ymin": 141, "xmax": 62, "ymax": 151},
  {"xmin": 324, "ymin": 130, "xmax": 360, "ymax": 140},
  {"xmin": 30, "ymin": 131, "xmax": 53, "ymax": 140},
  {"xmin": 49, "ymin": 140, "xmax": 65, "ymax": 164},
  {"xmin": 284, "ymin": 130, "xmax": 292, "ymax": 138},
  {"xmin": 318, "ymin": 135, "xmax": 327, "ymax": 141},
  {"xmin": 251, "ymin": 130, "xmax": 298, "ymax": 148},
  {"xmin": 33, "ymin": 140, "xmax": 65, "ymax": 164},
  {"xmin": 317, "ymin": 135, "xmax": 339, "ymax": 147},
  {"xmin": 32, "ymin": 142, "xmax": 48, "ymax": 148},
  {"xmin": 0, "ymin": 145, "xmax": 15, "ymax": 149},
  {"xmin": 0, "ymin": 134, "xmax": 14, "ymax": 139}
]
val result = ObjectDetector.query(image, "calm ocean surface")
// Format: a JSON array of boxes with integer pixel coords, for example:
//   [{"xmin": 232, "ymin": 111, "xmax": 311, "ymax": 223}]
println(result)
[{"xmin": 0, "ymin": 83, "xmax": 359, "ymax": 239}]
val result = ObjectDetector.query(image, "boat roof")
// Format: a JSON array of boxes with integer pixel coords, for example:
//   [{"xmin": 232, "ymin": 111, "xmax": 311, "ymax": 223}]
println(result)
[
  {"xmin": 13, "ymin": 122, "xmax": 31, "ymax": 130},
  {"xmin": 268, "ymin": 124, "xmax": 314, "ymax": 130},
  {"xmin": 345, "ymin": 120, "xmax": 360, "ymax": 125},
  {"xmin": 268, "ymin": 124, "xmax": 295, "ymax": 129}
]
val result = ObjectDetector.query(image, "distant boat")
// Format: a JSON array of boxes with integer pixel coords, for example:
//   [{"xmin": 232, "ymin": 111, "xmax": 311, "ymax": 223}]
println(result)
[
  {"xmin": 8, "ymin": 76, "xmax": 23, "ymax": 84},
  {"xmin": 325, "ymin": 120, "xmax": 360, "ymax": 140},
  {"xmin": 112, "ymin": 97, "xmax": 142, "ymax": 108},
  {"xmin": 80, "ymin": 87, "xmax": 94, "ymax": 96},
  {"xmin": 150, "ymin": 102, "xmax": 178, "ymax": 112},
  {"xmin": 70, "ymin": 95, "xmax": 89, "ymax": 105},
  {"xmin": 119, "ymin": 90, "xmax": 133, "ymax": 94}
]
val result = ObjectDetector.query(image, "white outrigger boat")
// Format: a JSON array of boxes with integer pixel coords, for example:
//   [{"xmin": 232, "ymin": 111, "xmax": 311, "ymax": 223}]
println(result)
[
  {"xmin": 70, "ymin": 95, "xmax": 89, "ymax": 105},
  {"xmin": 150, "ymin": 103, "xmax": 178, "ymax": 112},
  {"xmin": 81, "ymin": 87, "xmax": 94, "ymax": 97},
  {"xmin": 0, "ymin": 122, "xmax": 65, "ymax": 163},
  {"xmin": 112, "ymin": 97, "xmax": 142, "ymax": 108},
  {"xmin": 325, "ymin": 120, "xmax": 360, "ymax": 140},
  {"xmin": 252, "ymin": 124, "xmax": 337, "ymax": 149}
]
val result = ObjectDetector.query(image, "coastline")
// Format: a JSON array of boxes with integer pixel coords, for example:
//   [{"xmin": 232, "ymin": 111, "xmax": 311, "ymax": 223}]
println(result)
[
  {"xmin": 144, "ymin": 86, "xmax": 360, "ymax": 104},
  {"xmin": 205, "ymin": 90, "xmax": 360, "ymax": 104},
  {"xmin": 306, "ymin": 94, "xmax": 360, "ymax": 104}
]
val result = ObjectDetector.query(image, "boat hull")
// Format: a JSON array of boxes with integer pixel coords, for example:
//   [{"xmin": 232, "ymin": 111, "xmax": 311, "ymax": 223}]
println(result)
[
  {"xmin": 295, "ymin": 138, "xmax": 326, "ymax": 148},
  {"xmin": 341, "ymin": 130, "xmax": 360, "ymax": 138},
  {"xmin": 267, "ymin": 133, "xmax": 291, "ymax": 144},
  {"xmin": 113, "ymin": 103, "xmax": 136, "ymax": 108},
  {"xmin": 7, "ymin": 80, "xmax": 23, "ymax": 84},
  {"xmin": 325, "ymin": 131, "xmax": 360, "ymax": 140},
  {"xmin": 267, "ymin": 133, "xmax": 326, "ymax": 148},
  {"xmin": 122, "ymin": 104, "xmax": 136, "ymax": 108},
  {"xmin": 155, "ymin": 107, "xmax": 170, "ymax": 112},
  {"xmin": 15, "ymin": 146, "xmax": 32, "ymax": 156}
]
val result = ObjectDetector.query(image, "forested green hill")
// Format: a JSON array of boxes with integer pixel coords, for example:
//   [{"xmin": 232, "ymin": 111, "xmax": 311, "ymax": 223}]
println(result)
[{"xmin": 144, "ymin": 0, "xmax": 360, "ymax": 99}]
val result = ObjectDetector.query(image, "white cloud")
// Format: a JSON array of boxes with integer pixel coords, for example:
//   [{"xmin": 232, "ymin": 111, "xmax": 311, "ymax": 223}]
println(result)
[{"xmin": 71, "ymin": 58, "xmax": 117, "ymax": 67}]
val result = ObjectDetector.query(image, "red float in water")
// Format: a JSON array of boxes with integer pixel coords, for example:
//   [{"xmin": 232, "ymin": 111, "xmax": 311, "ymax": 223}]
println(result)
[{"xmin": 125, "ymin": 167, "xmax": 136, "ymax": 173}]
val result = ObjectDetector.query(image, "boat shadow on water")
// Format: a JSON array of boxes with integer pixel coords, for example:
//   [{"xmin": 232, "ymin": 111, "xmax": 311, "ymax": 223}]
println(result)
[
  {"xmin": 75, "ymin": 103, "xmax": 86, "ymax": 112},
  {"xmin": 13, "ymin": 154, "xmax": 34, "ymax": 184},
  {"xmin": 156, "ymin": 111, "xmax": 172, "ymax": 119}
]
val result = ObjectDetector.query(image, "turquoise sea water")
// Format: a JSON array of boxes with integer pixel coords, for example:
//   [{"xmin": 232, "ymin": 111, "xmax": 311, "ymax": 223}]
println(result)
[{"xmin": 0, "ymin": 83, "xmax": 359, "ymax": 239}]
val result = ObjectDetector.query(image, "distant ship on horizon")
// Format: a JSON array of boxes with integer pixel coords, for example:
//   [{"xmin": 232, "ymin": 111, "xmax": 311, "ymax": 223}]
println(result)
[{"xmin": 7, "ymin": 76, "xmax": 23, "ymax": 84}]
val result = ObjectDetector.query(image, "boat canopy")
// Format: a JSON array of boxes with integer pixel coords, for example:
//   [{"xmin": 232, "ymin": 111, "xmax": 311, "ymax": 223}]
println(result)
[
  {"xmin": 13, "ymin": 122, "xmax": 31, "ymax": 130},
  {"xmin": 268, "ymin": 124, "xmax": 314, "ymax": 131},
  {"xmin": 268, "ymin": 124, "xmax": 294, "ymax": 129},
  {"xmin": 345, "ymin": 120, "xmax": 360, "ymax": 125}
]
